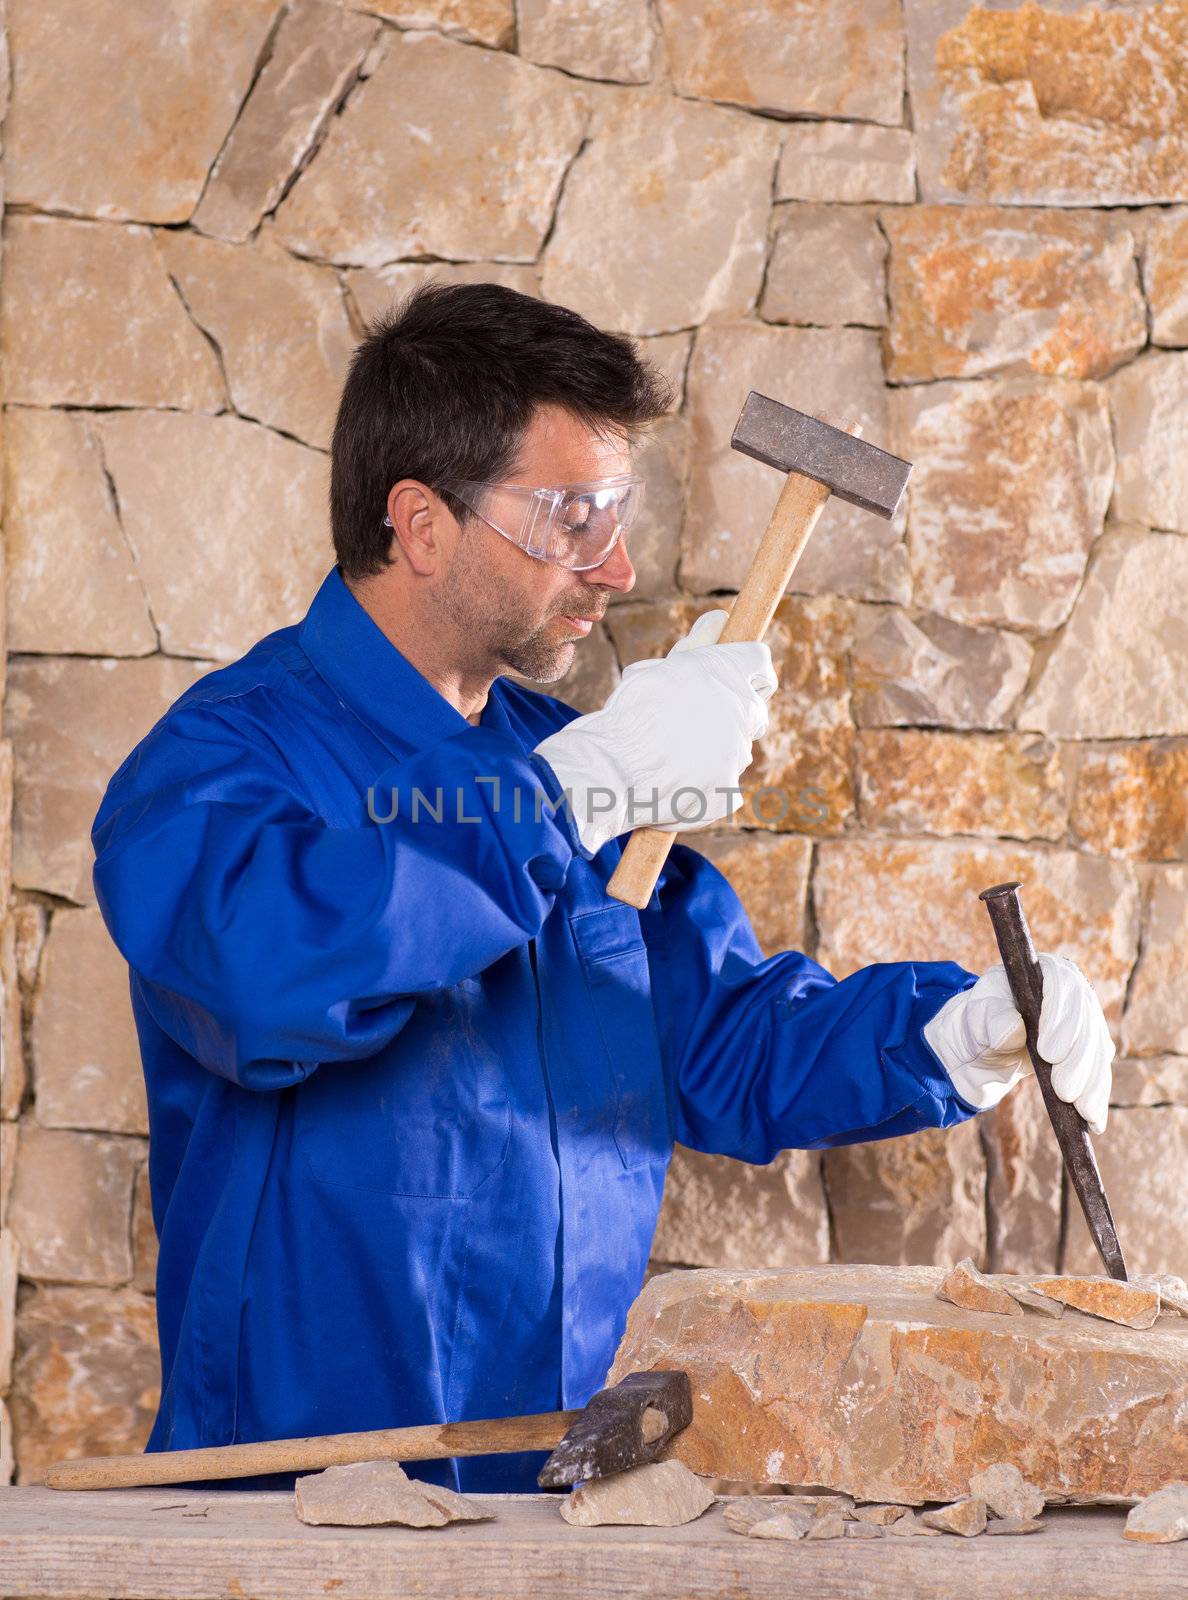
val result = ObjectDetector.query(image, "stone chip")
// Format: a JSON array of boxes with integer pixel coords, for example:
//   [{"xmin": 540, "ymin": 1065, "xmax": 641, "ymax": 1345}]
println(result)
[
  {"xmin": 969, "ymin": 1463, "xmax": 1045, "ymax": 1522},
  {"xmin": 746, "ymin": 1511, "xmax": 812, "ymax": 1541},
  {"xmin": 1029, "ymin": 1277, "xmax": 1161, "ymax": 1331},
  {"xmin": 294, "ymin": 1460, "xmax": 493, "ymax": 1527},
  {"xmin": 986, "ymin": 1516, "xmax": 1043, "ymax": 1535},
  {"xmin": 921, "ymin": 1497, "xmax": 987, "ymax": 1537},
  {"xmin": 1124, "ymin": 1482, "xmax": 1188, "ymax": 1544},
  {"xmin": 560, "ymin": 1460, "xmax": 715, "ymax": 1527},
  {"xmin": 937, "ymin": 1258, "xmax": 1024, "ymax": 1318}
]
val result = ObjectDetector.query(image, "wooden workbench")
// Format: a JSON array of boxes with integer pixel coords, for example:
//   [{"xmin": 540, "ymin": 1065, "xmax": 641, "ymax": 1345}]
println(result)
[{"xmin": 0, "ymin": 1486, "xmax": 1182, "ymax": 1599}]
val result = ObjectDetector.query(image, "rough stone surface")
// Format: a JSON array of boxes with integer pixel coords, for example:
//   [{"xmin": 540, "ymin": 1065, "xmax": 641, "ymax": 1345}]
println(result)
[
  {"xmin": 1143, "ymin": 208, "xmax": 1188, "ymax": 347},
  {"xmin": 1108, "ymin": 352, "xmax": 1188, "ymax": 534},
  {"xmin": 4, "ymin": 410, "xmax": 155, "ymax": 656},
  {"xmin": 777, "ymin": 123, "xmax": 915, "ymax": 204},
  {"xmin": 981, "ymin": 1076, "xmax": 1062, "ymax": 1276},
  {"xmin": 763, "ymin": 206, "xmax": 887, "ymax": 328},
  {"xmin": 969, "ymin": 1462, "xmax": 1046, "ymax": 1522},
  {"xmin": 1063, "ymin": 1107, "xmax": 1188, "ymax": 1281},
  {"xmin": 192, "ymin": 0, "xmax": 379, "ymax": 242},
  {"xmin": 936, "ymin": 1258, "xmax": 1023, "ymax": 1318},
  {"xmin": 921, "ymin": 1497, "xmax": 987, "ymax": 1537},
  {"xmin": 353, "ymin": 0, "xmax": 513, "ymax": 47},
  {"xmin": 814, "ymin": 839, "xmax": 1139, "ymax": 1030},
  {"xmin": 542, "ymin": 94, "xmax": 776, "ymax": 335},
  {"xmin": 680, "ymin": 323, "xmax": 908, "ymax": 603},
  {"xmin": 9, "ymin": 1286, "xmax": 159, "ymax": 1483},
  {"xmin": 883, "ymin": 207, "xmax": 1144, "ymax": 382},
  {"xmin": 658, "ymin": 0, "xmax": 905, "ymax": 125},
  {"xmin": 1070, "ymin": 742, "xmax": 1188, "ymax": 861},
  {"xmin": 609, "ymin": 1265, "xmax": 1188, "ymax": 1502},
  {"xmin": 891, "ymin": 378, "xmax": 1114, "ymax": 630},
  {"xmin": 886, "ymin": 1511, "xmax": 943, "ymax": 1536},
  {"xmin": 518, "ymin": 0, "xmax": 654, "ymax": 83},
  {"xmin": 1030, "ymin": 1276, "xmax": 1161, "ymax": 1331},
  {"xmin": 906, "ymin": 0, "xmax": 1188, "ymax": 206},
  {"xmin": 851, "ymin": 607, "xmax": 1032, "ymax": 731},
  {"xmin": 745, "ymin": 1510, "xmax": 812, "ymax": 1540},
  {"xmin": 0, "ymin": 1230, "xmax": 18, "ymax": 1394},
  {"xmin": 274, "ymin": 32, "xmax": 586, "ymax": 268},
  {"xmin": 345, "ymin": 262, "xmax": 541, "ymax": 329},
  {"xmin": 635, "ymin": 333, "xmax": 693, "ymax": 415},
  {"xmin": 999, "ymin": 1284, "xmax": 1065, "ymax": 1321},
  {"xmin": 723, "ymin": 1494, "xmax": 850, "ymax": 1533},
  {"xmin": 96, "ymin": 412, "xmax": 330, "ymax": 661},
  {"xmin": 33, "ymin": 908, "xmax": 147, "ymax": 1136},
  {"xmin": 1109, "ymin": 1058, "xmax": 1188, "ymax": 1109},
  {"xmin": 823, "ymin": 1121, "xmax": 987, "ymax": 1269},
  {"xmin": 1023, "ymin": 531, "xmax": 1188, "ymax": 739},
  {"xmin": 0, "ymin": 1125, "xmax": 18, "ymax": 1232},
  {"xmin": 6, "ymin": 1128, "xmax": 142, "ymax": 1287},
  {"xmin": 1123, "ymin": 869, "xmax": 1188, "ymax": 1057},
  {"xmin": 1124, "ymin": 1482, "xmax": 1188, "ymax": 1544},
  {"xmin": 652, "ymin": 1146, "xmax": 829, "ymax": 1271},
  {"xmin": 857, "ymin": 731, "xmax": 1068, "ymax": 843},
  {"xmin": 8, "ymin": 656, "xmax": 209, "ymax": 904},
  {"xmin": 0, "ymin": 922, "xmax": 24, "ymax": 1121},
  {"xmin": 806, "ymin": 1512, "xmax": 847, "ymax": 1540},
  {"xmin": 158, "ymin": 230, "xmax": 356, "ymax": 450},
  {"xmin": 560, "ymin": 1459, "xmax": 715, "ymax": 1527},
  {"xmin": 130, "ymin": 1160, "xmax": 158, "ymax": 1295},
  {"xmin": 4, "ymin": 0, "xmax": 276, "ymax": 221},
  {"xmin": 852, "ymin": 1503, "xmax": 910, "ymax": 1525},
  {"xmin": 622, "ymin": 415, "xmax": 688, "ymax": 601},
  {"xmin": 685, "ymin": 832, "xmax": 811, "ymax": 956},
  {"xmin": 985, "ymin": 1515, "xmax": 1043, "ymax": 1535},
  {"xmin": 1, "ymin": 218, "xmax": 224, "ymax": 409},
  {"xmin": 295, "ymin": 1459, "xmax": 493, "ymax": 1527}
]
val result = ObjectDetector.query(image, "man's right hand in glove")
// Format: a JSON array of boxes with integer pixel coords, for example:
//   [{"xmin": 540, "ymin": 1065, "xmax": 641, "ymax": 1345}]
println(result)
[{"xmin": 534, "ymin": 609, "xmax": 777, "ymax": 855}]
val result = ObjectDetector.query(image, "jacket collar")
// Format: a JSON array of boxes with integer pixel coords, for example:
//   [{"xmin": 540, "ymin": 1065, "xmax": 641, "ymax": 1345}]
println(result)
[{"xmin": 298, "ymin": 567, "xmax": 514, "ymax": 755}]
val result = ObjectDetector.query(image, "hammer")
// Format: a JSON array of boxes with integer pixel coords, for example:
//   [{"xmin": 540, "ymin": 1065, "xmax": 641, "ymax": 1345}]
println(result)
[
  {"xmin": 607, "ymin": 393, "xmax": 912, "ymax": 909},
  {"xmin": 44, "ymin": 1370, "xmax": 692, "ymax": 1491}
]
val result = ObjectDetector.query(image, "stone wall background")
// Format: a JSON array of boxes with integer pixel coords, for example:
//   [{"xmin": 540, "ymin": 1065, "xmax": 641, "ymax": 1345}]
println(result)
[{"xmin": 1, "ymin": 0, "xmax": 1186, "ymax": 1483}]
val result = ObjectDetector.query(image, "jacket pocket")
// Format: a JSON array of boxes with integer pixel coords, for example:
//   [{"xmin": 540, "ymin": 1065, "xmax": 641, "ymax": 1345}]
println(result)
[
  {"xmin": 292, "ymin": 978, "xmax": 510, "ymax": 1198},
  {"xmin": 569, "ymin": 904, "xmax": 671, "ymax": 1171}
]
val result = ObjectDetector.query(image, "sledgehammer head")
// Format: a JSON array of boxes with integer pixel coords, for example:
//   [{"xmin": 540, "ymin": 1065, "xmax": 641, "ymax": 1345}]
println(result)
[
  {"xmin": 537, "ymin": 1370, "xmax": 692, "ymax": 1488},
  {"xmin": 731, "ymin": 391, "xmax": 911, "ymax": 518}
]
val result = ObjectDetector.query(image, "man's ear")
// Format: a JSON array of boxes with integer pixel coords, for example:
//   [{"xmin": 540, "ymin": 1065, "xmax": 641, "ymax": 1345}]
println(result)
[{"xmin": 385, "ymin": 481, "xmax": 449, "ymax": 577}]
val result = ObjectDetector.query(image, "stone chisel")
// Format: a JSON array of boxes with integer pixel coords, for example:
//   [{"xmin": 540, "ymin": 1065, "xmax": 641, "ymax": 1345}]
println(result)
[{"xmin": 979, "ymin": 881, "xmax": 1128, "ymax": 1282}]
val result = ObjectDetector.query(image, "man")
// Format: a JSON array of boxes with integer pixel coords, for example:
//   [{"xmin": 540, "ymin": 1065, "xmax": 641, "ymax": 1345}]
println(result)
[{"xmin": 93, "ymin": 282, "xmax": 1113, "ymax": 1493}]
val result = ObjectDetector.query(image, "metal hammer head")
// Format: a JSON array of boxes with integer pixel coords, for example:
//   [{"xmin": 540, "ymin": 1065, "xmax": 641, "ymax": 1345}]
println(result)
[
  {"xmin": 731, "ymin": 391, "xmax": 911, "ymax": 519},
  {"xmin": 536, "ymin": 1370, "xmax": 692, "ymax": 1488}
]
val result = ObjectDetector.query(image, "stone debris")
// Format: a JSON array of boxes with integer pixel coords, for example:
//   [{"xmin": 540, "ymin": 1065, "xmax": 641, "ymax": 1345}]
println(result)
[
  {"xmin": 294, "ymin": 1460, "xmax": 493, "ymax": 1528},
  {"xmin": 997, "ymin": 1280, "xmax": 1066, "ymax": 1320},
  {"xmin": 1124, "ymin": 1482, "xmax": 1188, "ymax": 1544},
  {"xmin": 845, "ymin": 1519, "xmax": 884, "ymax": 1539},
  {"xmin": 746, "ymin": 1511, "xmax": 813, "ymax": 1542},
  {"xmin": 1151, "ymin": 1276, "xmax": 1188, "ymax": 1317},
  {"xmin": 722, "ymin": 1494, "xmax": 851, "ymax": 1535},
  {"xmin": 560, "ymin": 1460, "xmax": 715, "ymax": 1528},
  {"xmin": 969, "ymin": 1463, "xmax": 1045, "ymax": 1522},
  {"xmin": 852, "ymin": 1503, "xmax": 911, "ymax": 1525},
  {"xmin": 1030, "ymin": 1276, "xmax": 1161, "ymax": 1331},
  {"xmin": 886, "ymin": 1512, "xmax": 943, "ymax": 1537},
  {"xmin": 986, "ymin": 1517, "xmax": 1044, "ymax": 1536},
  {"xmin": 805, "ymin": 1512, "xmax": 848, "ymax": 1541},
  {"xmin": 921, "ymin": 1498, "xmax": 987, "ymax": 1537},
  {"xmin": 936, "ymin": 1258, "xmax": 1023, "ymax": 1318}
]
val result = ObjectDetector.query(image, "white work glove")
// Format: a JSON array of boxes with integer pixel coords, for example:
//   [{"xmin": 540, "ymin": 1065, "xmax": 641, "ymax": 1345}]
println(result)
[
  {"xmin": 534, "ymin": 609, "xmax": 776, "ymax": 855},
  {"xmin": 923, "ymin": 954, "xmax": 1114, "ymax": 1133}
]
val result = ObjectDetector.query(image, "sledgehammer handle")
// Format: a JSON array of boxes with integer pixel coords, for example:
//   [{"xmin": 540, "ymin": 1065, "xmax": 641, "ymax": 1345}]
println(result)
[{"xmin": 606, "ymin": 471, "xmax": 832, "ymax": 909}]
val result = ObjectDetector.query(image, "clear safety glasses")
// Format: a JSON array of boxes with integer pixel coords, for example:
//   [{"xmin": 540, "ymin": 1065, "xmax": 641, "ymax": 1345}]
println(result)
[{"xmin": 445, "ymin": 473, "xmax": 646, "ymax": 571}]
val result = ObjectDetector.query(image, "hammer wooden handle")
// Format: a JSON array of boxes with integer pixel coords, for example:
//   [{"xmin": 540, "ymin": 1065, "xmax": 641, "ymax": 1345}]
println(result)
[
  {"xmin": 606, "ymin": 470, "xmax": 833, "ymax": 909},
  {"xmin": 46, "ymin": 1409, "xmax": 578, "ymax": 1490}
]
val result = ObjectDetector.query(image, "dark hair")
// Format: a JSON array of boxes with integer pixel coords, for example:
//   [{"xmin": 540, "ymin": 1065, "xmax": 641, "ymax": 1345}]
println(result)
[{"xmin": 330, "ymin": 280, "xmax": 674, "ymax": 579}]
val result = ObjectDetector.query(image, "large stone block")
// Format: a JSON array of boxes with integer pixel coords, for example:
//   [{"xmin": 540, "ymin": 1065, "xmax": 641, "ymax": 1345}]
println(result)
[
  {"xmin": 653, "ymin": 1147, "xmax": 829, "ymax": 1271},
  {"xmin": 1063, "ymin": 1107, "xmax": 1188, "ymax": 1280},
  {"xmin": 906, "ymin": 0, "xmax": 1188, "ymax": 206},
  {"xmin": 762, "ymin": 206, "xmax": 887, "ymax": 328},
  {"xmin": 1142, "ymin": 206, "xmax": 1188, "ymax": 348},
  {"xmin": 5, "ymin": 0, "xmax": 276, "ymax": 221},
  {"xmin": 822, "ymin": 1120, "xmax": 987, "ymax": 1269},
  {"xmin": 32, "ymin": 908, "xmax": 146, "ymax": 1137},
  {"xmin": 8, "ymin": 656, "xmax": 209, "ymax": 905},
  {"xmin": 6, "ymin": 1128, "xmax": 143, "ymax": 1287},
  {"xmin": 1022, "ymin": 530, "xmax": 1188, "ymax": 738},
  {"xmin": 685, "ymin": 832, "xmax": 812, "ymax": 957},
  {"xmin": 857, "ymin": 730, "xmax": 1068, "ymax": 843},
  {"xmin": 814, "ymin": 838, "xmax": 1140, "ymax": 1030},
  {"xmin": 891, "ymin": 378, "xmax": 1113, "ymax": 630},
  {"xmin": 192, "ymin": 0, "xmax": 380, "ymax": 243},
  {"xmin": 883, "ymin": 207, "xmax": 1144, "ymax": 382},
  {"xmin": 776, "ymin": 122, "xmax": 915, "ymax": 204},
  {"xmin": 353, "ymin": 0, "xmax": 513, "ymax": 47},
  {"xmin": 158, "ymin": 230, "xmax": 356, "ymax": 451},
  {"xmin": 1070, "ymin": 741, "xmax": 1188, "ymax": 861},
  {"xmin": 95, "ymin": 411, "xmax": 330, "ymax": 661},
  {"xmin": 851, "ymin": 606, "xmax": 1032, "ymax": 730},
  {"xmin": 610, "ymin": 1264, "xmax": 1188, "ymax": 1500},
  {"xmin": 3, "ymin": 409, "xmax": 156, "ymax": 656},
  {"xmin": 1110, "ymin": 1057, "xmax": 1187, "ymax": 1110},
  {"xmin": 541, "ymin": 93, "xmax": 776, "ymax": 335},
  {"xmin": 1108, "ymin": 351, "xmax": 1188, "ymax": 533},
  {"xmin": 274, "ymin": 32, "xmax": 586, "ymax": 267},
  {"xmin": 10, "ymin": 1286, "xmax": 159, "ymax": 1484},
  {"xmin": 657, "ymin": 0, "xmax": 905, "ymax": 125},
  {"xmin": 1123, "ymin": 866, "xmax": 1188, "ymax": 1056},
  {"xmin": 518, "ymin": 0, "xmax": 654, "ymax": 82},
  {"xmin": 345, "ymin": 262, "xmax": 541, "ymax": 329},
  {"xmin": 679, "ymin": 323, "xmax": 908, "ymax": 603},
  {"xmin": 981, "ymin": 1076, "xmax": 1062, "ymax": 1276},
  {"xmin": 0, "ymin": 217, "xmax": 224, "ymax": 409}
]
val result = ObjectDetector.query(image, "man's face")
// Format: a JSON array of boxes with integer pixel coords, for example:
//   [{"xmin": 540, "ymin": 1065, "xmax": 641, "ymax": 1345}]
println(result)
[{"xmin": 434, "ymin": 403, "xmax": 637, "ymax": 683}]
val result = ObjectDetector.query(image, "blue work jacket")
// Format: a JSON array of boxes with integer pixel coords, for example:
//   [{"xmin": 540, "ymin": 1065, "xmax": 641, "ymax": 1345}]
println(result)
[{"xmin": 92, "ymin": 567, "xmax": 978, "ymax": 1493}]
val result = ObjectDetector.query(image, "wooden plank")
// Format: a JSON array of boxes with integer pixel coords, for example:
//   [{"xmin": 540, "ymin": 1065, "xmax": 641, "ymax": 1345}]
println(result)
[{"xmin": 0, "ymin": 1487, "xmax": 1181, "ymax": 1600}]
